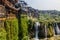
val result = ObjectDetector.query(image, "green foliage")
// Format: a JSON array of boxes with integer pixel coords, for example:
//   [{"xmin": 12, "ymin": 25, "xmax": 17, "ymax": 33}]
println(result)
[
  {"xmin": 39, "ymin": 13, "xmax": 60, "ymax": 23},
  {"xmin": 39, "ymin": 13, "xmax": 60, "ymax": 37},
  {"xmin": 20, "ymin": 14, "xmax": 28, "ymax": 40},
  {"xmin": 5, "ymin": 18, "xmax": 18, "ymax": 40},
  {"xmin": 38, "ymin": 22, "xmax": 46, "ymax": 38},
  {"xmin": 28, "ymin": 19, "xmax": 35, "ymax": 39},
  {"xmin": 0, "ymin": 28, "xmax": 6, "ymax": 40},
  {"xmin": 47, "ymin": 23, "xmax": 54, "ymax": 37},
  {"xmin": 28, "ymin": 19, "xmax": 33, "ymax": 31},
  {"xmin": 47, "ymin": 26, "xmax": 54, "ymax": 37}
]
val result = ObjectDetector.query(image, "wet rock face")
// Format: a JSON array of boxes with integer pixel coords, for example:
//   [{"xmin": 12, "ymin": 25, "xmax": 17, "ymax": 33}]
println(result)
[
  {"xmin": 28, "ymin": 22, "xmax": 40, "ymax": 39},
  {"xmin": 28, "ymin": 22, "xmax": 60, "ymax": 39},
  {"xmin": 47, "ymin": 23, "xmax": 53, "ymax": 36},
  {"xmin": 38, "ymin": 23, "xmax": 45, "ymax": 38},
  {"xmin": 38, "ymin": 23, "xmax": 54, "ymax": 38},
  {"xmin": 28, "ymin": 25, "xmax": 35, "ymax": 38},
  {"xmin": 58, "ymin": 23, "xmax": 60, "ymax": 29},
  {"xmin": 53, "ymin": 23, "xmax": 60, "ymax": 35},
  {"xmin": 28, "ymin": 20, "xmax": 35, "ymax": 38}
]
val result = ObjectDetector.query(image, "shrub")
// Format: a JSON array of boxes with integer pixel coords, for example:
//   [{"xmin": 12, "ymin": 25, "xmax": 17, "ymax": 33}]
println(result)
[
  {"xmin": 20, "ymin": 14, "xmax": 28, "ymax": 40},
  {"xmin": 5, "ymin": 18, "xmax": 18, "ymax": 40},
  {"xmin": 47, "ymin": 23, "xmax": 54, "ymax": 37},
  {"xmin": 0, "ymin": 28, "xmax": 6, "ymax": 40}
]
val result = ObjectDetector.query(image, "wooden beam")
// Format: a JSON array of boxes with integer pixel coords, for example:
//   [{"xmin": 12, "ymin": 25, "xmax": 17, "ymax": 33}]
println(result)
[{"xmin": 0, "ymin": 18, "xmax": 6, "ymax": 20}]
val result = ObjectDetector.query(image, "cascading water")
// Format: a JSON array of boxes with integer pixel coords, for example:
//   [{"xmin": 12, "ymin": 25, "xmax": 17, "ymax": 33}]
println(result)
[
  {"xmin": 34, "ymin": 22, "xmax": 40, "ymax": 40},
  {"xmin": 53, "ymin": 25, "xmax": 56, "ymax": 36},
  {"xmin": 53, "ymin": 23, "xmax": 60, "ymax": 40},
  {"xmin": 44, "ymin": 25, "xmax": 47, "ymax": 40},
  {"xmin": 56, "ymin": 23, "xmax": 60, "ymax": 35},
  {"xmin": 53, "ymin": 23, "xmax": 56, "ymax": 40}
]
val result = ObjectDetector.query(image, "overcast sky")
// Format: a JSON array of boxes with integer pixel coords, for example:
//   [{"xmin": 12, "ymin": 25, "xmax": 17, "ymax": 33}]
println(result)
[{"xmin": 25, "ymin": 0, "xmax": 60, "ymax": 10}]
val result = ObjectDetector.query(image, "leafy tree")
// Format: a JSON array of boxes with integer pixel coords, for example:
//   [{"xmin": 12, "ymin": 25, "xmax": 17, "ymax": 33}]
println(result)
[
  {"xmin": 0, "ymin": 28, "xmax": 6, "ymax": 40},
  {"xmin": 5, "ymin": 18, "xmax": 18, "ymax": 40},
  {"xmin": 19, "ymin": 14, "xmax": 28, "ymax": 40}
]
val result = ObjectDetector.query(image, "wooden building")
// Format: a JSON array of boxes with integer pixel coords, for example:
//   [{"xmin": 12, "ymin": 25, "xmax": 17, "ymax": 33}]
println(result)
[
  {"xmin": 0, "ymin": 5, "xmax": 6, "ymax": 20},
  {"xmin": 0, "ymin": 5, "xmax": 6, "ymax": 27}
]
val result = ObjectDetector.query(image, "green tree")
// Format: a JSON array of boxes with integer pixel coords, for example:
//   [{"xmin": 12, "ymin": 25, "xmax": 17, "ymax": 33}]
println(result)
[
  {"xmin": 0, "ymin": 28, "xmax": 6, "ymax": 40},
  {"xmin": 20, "ymin": 14, "xmax": 28, "ymax": 40},
  {"xmin": 5, "ymin": 18, "xmax": 18, "ymax": 40}
]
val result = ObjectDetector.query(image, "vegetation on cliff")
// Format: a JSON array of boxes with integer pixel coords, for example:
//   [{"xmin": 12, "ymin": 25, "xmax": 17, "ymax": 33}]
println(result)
[
  {"xmin": 20, "ymin": 14, "xmax": 28, "ymax": 40},
  {"xmin": 0, "ymin": 28, "xmax": 6, "ymax": 40},
  {"xmin": 5, "ymin": 18, "xmax": 18, "ymax": 40}
]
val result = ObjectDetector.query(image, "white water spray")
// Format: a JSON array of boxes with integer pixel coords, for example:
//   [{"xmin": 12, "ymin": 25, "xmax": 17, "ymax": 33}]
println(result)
[
  {"xmin": 53, "ymin": 25, "xmax": 55, "ymax": 36},
  {"xmin": 44, "ymin": 25, "xmax": 47, "ymax": 40},
  {"xmin": 56, "ymin": 23, "xmax": 60, "ymax": 34},
  {"xmin": 35, "ymin": 22, "xmax": 40, "ymax": 40}
]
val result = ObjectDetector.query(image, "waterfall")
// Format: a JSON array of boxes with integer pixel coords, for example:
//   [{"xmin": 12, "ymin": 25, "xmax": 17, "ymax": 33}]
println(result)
[
  {"xmin": 53, "ymin": 23, "xmax": 60, "ymax": 40},
  {"xmin": 44, "ymin": 25, "xmax": 47, "ymax": 40},
  {"xmin": 54, "ymin": 23, "xmax": 60, "ymax": 35},
  {"xmin": 53, "ymin": 23, "xmax": 56, "ymax": 40},
  {"xmin": 56, "ymin": 23, "xmax": 60, "ymax": 35},
  {"xmin": 53, "ymin": 25, "xmax": 55, "ymax": 36},
  {"xmin": 34, "ymin": 22, "xmax": 40, "ymax": 40}
]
